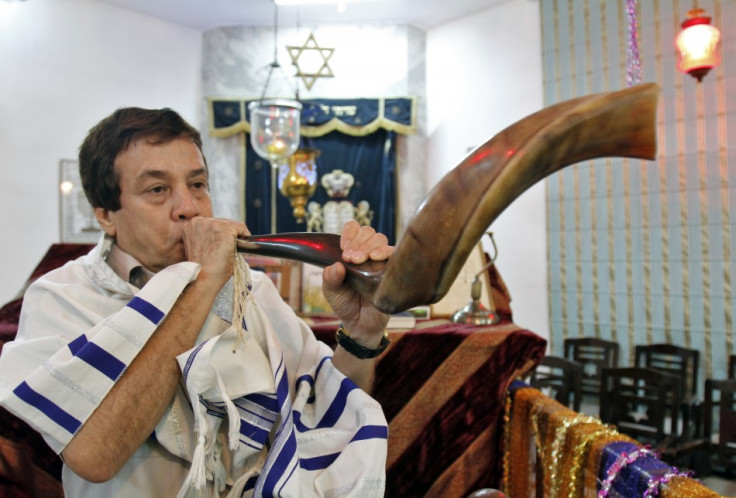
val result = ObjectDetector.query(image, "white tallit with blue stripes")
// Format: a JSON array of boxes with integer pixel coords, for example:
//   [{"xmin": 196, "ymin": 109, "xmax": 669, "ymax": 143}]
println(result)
[{"xmin": 0, "ymin": 238, "xmax": 387, "ymax": 497}]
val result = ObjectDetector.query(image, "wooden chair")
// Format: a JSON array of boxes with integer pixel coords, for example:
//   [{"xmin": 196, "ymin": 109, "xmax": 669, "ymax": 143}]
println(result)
[
  {"xmin": 729, "ymin": 354, "xmax": 736, "ymax": 379},
  {"xmin": 529, "ymin": 355, "xmax": 583, "ymax": 412},
  {"xmin": 634, "ymin": 343, "xmax": 700, "ymax": 438},
  {"xmin": 563, "ymin": 337, "xmax": 619, "ymax": 401},
  {"xmin": 599, "ymin": 367, "xmax": 681, "ymax": 448},
  {"xmin": 703, "ymin": 378, "xmax": 736, "ymax": 476}
]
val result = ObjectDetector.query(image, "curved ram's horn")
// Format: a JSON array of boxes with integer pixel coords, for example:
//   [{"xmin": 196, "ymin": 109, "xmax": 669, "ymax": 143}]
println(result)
[{"xmin": 238, "ymin": 83, "xmax": 660, "ymax": 314}]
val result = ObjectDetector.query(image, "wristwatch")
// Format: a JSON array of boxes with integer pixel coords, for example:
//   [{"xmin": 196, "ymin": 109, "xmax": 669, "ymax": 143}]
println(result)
[{"xmin": 335, "ymin": 325, "xmax": 391, "ymax": 359}]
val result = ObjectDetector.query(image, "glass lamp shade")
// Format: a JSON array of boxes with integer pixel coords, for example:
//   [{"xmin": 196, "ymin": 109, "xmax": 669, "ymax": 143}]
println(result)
[
  {"xmin": 249, "ymin": 99, "xmax": 303, "ymax": 165},
  {"xmin": 676, "ymin": 10, "xmax": 721, "ymax": 82},
  {"xmin": 278, "ymin": 148, "xmax": 320, "ymax": 222}
]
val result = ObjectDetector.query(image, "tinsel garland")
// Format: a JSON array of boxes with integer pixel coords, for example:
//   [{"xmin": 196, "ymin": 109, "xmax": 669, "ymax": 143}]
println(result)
[
  {"xmin": 503, "ymin": 383, "xmax": 717, "ymax": 497},
  {"xmin": 559, "ymin": 422, "xmax": 620, "ymax": 498},
  {"xmin": 626, "ymin": 0, "xmax": 643, "ymax": 86},
  {"xmin": 584, "ymin": 433, "xmax": 637, "ymax": 498},
  {"xmin": 598, "ymin": 446, "xmax": 658, "ymax": 497},
  {"xmin": 661, "ymin": 475, "xmax": 723, "ymax": 497}
]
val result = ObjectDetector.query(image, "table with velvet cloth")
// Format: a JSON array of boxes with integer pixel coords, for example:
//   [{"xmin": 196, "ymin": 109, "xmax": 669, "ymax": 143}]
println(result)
[{"xmin": 310, "ymin": 318, "xmax": 547, "ymax": 497}]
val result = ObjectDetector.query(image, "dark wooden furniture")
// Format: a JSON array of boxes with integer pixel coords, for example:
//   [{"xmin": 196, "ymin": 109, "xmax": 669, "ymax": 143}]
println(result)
[
  {"xmin": 529, "ymin": 355, "xmax": 583, "ymax": 412},
  {"xmin": 563, "ymin": 337, "xmax": 619, "ymax": 401},
  {"xmin": 729, "ymin": 354, "xmax": 736, "ymax": 379},
  {"xmin": 599, "ymin": 366, "xmax": 681, "ymax": 447},
  {"xmin": 634, "ymin": 343, "xmax": 700, "ymax": 438},
  {"xmin": 703, "ymin": 378, "xmax": 736, "ymax": 475}
]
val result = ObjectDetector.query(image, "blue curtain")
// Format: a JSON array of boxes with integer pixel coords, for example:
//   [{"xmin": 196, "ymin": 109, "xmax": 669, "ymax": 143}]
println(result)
[{"xmin": 244, "ymin": 129, "xmax": 397, "ymax": 244}]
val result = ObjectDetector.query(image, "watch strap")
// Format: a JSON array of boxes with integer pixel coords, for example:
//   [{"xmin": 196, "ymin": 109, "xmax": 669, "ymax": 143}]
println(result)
[{"xmin": 335, "ymin": 326, "xmax": 390, "ymax": 359}]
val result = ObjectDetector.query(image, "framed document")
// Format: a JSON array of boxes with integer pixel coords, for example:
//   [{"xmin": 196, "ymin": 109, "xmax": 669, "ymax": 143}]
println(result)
[
  {"xmin": 300, "ymin": 263, "xmax": 333, "ymax": 315},
  {"xmin": 58, "ymin": 159, "xmax": 103, "ymax": 243}
]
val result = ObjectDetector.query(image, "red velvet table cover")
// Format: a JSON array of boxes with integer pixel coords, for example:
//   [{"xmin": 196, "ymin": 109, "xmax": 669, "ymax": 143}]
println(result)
[{"xmin": 311, "ymin": 319, "xmax": 547, "ymax": 497}]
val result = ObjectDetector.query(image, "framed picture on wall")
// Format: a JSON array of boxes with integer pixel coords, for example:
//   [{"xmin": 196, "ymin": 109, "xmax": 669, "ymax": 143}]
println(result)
[{"xmin": 59, "ymin": 159, "xmax": 103, "ymax": 243}]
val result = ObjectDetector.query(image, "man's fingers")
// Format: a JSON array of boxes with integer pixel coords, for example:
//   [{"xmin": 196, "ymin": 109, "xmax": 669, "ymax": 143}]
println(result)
[{"xmin": 339, "ymin": 221, "xmax": 361, "ymax": 250}]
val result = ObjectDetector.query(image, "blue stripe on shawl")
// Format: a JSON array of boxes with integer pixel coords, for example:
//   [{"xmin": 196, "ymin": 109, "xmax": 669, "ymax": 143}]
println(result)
[
  {"xmin": 234, "ymin": 402, "xmax": 277, "ymax": 424},
  {"xmin": 300, "ymin": 452, "xmax": 340, "ymax": 471},
  {"xmin": 13, "ymin": 381, "xmax": 82, "ymax": 435},
  {"xmin": 351, "ymin": 424, "xmax": 389, "ymax": 441},
  {"xmin": 295, "ymin": 356, "xmax": 332, "ymax": 391},
  {"xmin": 298, "ymin": 425, "xmax": 388, "ymax": 471},
  {"xmin": 240, "ymin": 438, "xmax": 264, "ymax": 451},
  {"xmin": 126, "ymin": 296, "xmax": 165, "ymax": 324},
  {"xmin": 67, "ymin": 334, "xmax": 88, "ymax": 356},
  {"xmin": 244, "ymin": 474, "xmax": 259, "ymax": 492},
  {"xmin": 182, "ymin": 340, "xmax": 208, "ymax": 382},
  {"xmin": 260, "ymin": 357, "xmax": 299, "ymax": 497},
  {"xmin": 262, "ymin": 422, "xmax": 298, "ymax": 497},
  {"xmin": 75, "ymin": 342, "xmax": 126, "ymax": 381},
  {"xmin": 239, "ymin": 419, "xmax": 270, "ymax": 445},
  {"xmin": 293, "ymin": 377, "xmax": 358, "ymax": 432},
  {"xmin": 278, "ymin": 459, "xmax": 299, "ymax": 497},
  {"xmin": 243, "ymin": 392, "xmax": 279, "ymax": 413}
]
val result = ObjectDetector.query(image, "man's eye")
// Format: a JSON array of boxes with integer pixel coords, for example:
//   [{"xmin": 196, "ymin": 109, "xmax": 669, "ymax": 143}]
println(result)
[
  {"xmin": 191, "ymin": 182, "xmax": 208, "ymax": 190},
  {"xmin": 149, "ymin": 186, "xmax": 167, "ymax": 194}
]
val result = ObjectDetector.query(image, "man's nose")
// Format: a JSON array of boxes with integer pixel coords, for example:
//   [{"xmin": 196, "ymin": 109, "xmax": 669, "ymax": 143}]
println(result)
[{"xmin": 172, "ymin": 189, "xmax": 199, "ymax": 220}]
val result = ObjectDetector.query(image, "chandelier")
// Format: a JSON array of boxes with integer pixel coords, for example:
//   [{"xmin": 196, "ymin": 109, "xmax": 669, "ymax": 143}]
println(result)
[{"xmin": 249, "ymin": 1, "xmax": 302, "ymax": 166}]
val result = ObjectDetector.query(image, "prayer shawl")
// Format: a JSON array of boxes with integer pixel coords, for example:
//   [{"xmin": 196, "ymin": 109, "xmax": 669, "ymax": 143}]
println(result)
[{"xmin": 0, "ymin": 237, "xmax": 387, "ymax": 497}]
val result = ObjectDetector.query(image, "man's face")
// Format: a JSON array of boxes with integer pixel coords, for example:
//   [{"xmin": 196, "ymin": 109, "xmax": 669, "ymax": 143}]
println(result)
[{"xmin": 94, "ymin": 136, "xmax": 213, "ymax": 272}]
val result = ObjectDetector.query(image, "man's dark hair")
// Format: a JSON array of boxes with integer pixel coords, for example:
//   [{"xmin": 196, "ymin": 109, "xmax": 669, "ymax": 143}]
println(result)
[{"xmin": 78, "ymin": 107, "xmax": 205, "ymax": 211}]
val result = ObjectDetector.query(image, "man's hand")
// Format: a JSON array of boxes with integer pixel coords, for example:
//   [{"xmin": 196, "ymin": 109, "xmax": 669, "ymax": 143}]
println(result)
[
  {"xmin": 182, "ymin": 217, "xmax": 249, "ymax": 292},
  {"xmin": 322, "ymin": 221, "xmax": 394, "ymax": 349}
]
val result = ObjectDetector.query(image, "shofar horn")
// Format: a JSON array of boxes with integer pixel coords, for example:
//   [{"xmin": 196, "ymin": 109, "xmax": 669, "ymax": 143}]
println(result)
[{"xmin": 238, "ymin": 83, "xmax": 659, "ymax": 314}]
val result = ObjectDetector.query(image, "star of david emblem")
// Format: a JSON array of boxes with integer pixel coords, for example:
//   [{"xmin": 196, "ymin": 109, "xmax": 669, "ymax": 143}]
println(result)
[{"xmin": 287, "ymin": 33, "xmax": 335, "ymax": 91}]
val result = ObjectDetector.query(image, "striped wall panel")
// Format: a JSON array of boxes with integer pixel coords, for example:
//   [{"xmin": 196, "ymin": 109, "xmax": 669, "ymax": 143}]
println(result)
[{"xmin": 543, "ymin": 0, "xmax": 736, "ymax": 381}]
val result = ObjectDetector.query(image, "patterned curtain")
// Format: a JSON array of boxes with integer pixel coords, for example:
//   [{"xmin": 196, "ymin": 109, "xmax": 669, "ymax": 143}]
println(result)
[{"xmin": 243, "ymin": 129, "xmax": 397, "ymax": 243}]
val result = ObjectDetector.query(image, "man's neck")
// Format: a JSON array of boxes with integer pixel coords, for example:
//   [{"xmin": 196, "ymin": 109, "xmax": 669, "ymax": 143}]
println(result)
[{"xmin": 106, "ymin": 243, "xmax": 153, "ymax": 287}]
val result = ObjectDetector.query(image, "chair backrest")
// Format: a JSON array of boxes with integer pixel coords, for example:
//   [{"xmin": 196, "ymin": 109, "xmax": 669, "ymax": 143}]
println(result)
[
  {"xmin": 703, "ymin": 378, "xmax": 736, "ymax": 473},
  {"xmin": 529, "ymin": 355, "xmax": 583, "ymax": 412},
  {"xmin": 563, "ymin": 337, "xmax": 619, "ymax": 397},
  {"xmin": 634, "ymin": 343, "xmax": 699, "ymax": 401},
  {"xmin": 599, "ymin": 366, "xmax": 681, "ymax": 446},
  {"xmin": 729, "ymin": 354, "xmax": 736, "ymax": 379}
]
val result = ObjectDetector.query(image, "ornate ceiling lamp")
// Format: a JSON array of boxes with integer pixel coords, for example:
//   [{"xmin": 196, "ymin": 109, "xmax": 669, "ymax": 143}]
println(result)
[
  {"xmin": 675, "ymin": 3, "xmax": 721, "ymax": 82},
  {"xmin": 249, "ymin": 1, "xmax": 302, "ymax": 166}
]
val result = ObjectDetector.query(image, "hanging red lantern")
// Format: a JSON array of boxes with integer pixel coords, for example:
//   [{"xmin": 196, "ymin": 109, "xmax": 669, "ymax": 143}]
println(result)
[{"xmin": 675, "ymin": 6, "xmax": 721, "ymax": 82}]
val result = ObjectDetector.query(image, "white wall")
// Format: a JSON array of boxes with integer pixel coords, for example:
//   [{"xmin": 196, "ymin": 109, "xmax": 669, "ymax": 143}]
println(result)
[
  {"xmin": 0, "ymin": 0, "xmax": 202, "ymax": 304},
  {"xmin": 426, "ymin": 0, "xmax": 548, "ymax": 339}
]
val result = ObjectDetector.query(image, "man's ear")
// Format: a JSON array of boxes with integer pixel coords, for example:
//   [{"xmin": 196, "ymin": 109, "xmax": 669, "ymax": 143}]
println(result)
[{"xmin": 94, "ymin": 207, "xmax": 116, "ymax": 237}]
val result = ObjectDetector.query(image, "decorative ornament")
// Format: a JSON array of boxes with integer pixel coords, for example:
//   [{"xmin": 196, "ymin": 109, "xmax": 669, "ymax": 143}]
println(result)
[
  {"xmin": 278, "ymin": 148, "xmax": 320, "ymax": 222},
  {"xmin": 598, "ymin": 446, "xmax": 657, "ymax": 497},
  {"xmin": 451, "ymin": 232, "xmax": 500, "ymax": 325},
  {"xmin": 676, "ymin": 3, "xmax": 721, "ymax": 82},
  {"xmin": 626, "ymin": 0, "xmax": 643, "ymax": 87},
  {"xmin": 321, "ymin": 169, "xmax": 354, "ymax": 198},
  {"xmin": 287, "ymin": 33, "xmax": 335, "ymax": 90}
]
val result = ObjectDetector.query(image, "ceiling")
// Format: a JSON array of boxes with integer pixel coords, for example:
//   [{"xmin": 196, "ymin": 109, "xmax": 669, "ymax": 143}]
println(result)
[{"xmin": 91, "ymin": 0, "xmax": 505, "ymax": 31}]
